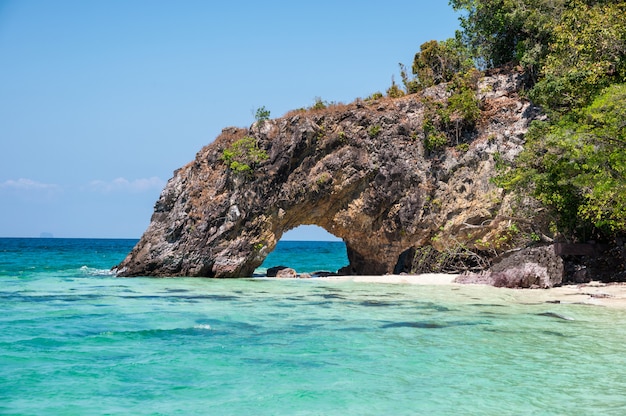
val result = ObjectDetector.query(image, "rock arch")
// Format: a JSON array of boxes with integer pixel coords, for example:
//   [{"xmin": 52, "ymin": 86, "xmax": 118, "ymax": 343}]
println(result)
[{"xmin": 115, "ymin": 72, "xmax": 538, "ymax": 277}]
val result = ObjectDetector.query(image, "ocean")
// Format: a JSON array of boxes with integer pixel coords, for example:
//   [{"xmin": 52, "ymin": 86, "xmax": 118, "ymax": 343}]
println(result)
[{"xmin": 2, "ymin": 238, "xmax": 626, "ymax": 415}]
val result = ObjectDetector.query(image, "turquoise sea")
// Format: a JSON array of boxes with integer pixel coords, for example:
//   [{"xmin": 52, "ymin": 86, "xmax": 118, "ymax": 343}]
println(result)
[{"xmin": 2, "ymin": 238, "xmax": 626, "ymax": 415}]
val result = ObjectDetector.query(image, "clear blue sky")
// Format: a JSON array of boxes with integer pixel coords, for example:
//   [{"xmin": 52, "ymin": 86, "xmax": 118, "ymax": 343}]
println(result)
[{"xmin": 0, "ymin": 0, "xmax": 460, "ymax": 240}]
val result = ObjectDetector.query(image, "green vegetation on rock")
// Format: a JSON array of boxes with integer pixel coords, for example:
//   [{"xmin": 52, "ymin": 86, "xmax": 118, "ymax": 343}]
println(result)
[
  {"xmin": 452, "ymin": 0, "xmax": 626, "ymax": 241},
  {"xmin": 238, "ymin": 0, "xmax": 625, "ymax": 244},
  {"xmin": 220, "ymin": 136, "xmax": 268, "ymax": 174},
  {"xmin": 496, "ymin": 84, "xmax": 626, "ymax": 237},
  {"xmin": 421, "ymin": 68, "xmax": 481, "ymax": 151},
  {"xmin": 412, "ymin": 38, "xmax": 474, "ymax": 88},
  {"xmin": 255, "ymin": 106, "xmax": 271, "ymax": 123}
]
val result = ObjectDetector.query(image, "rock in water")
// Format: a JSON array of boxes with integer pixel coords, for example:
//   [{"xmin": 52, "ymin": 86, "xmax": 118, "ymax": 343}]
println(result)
[
  {"xmin": 275, "ymin": 268, "xmax": 297, "ymax": 278},
  {"xmin": 266, "ymin": 265, "xmax": 290, "ymax": 277},
  {"xmin": 115, "ymin": 71, "xmax": 542, "ymax": 277}
]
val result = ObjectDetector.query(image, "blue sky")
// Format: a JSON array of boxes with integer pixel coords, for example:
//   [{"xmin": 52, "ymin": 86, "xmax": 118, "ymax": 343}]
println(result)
[{"xmin": 0, "ymin": 1, "xmax": 461, "ymax": 240}]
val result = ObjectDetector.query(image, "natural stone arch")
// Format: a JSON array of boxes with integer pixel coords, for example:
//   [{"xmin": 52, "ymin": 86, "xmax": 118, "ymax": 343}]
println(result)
[
  {"xmin": 116, "ymin": 115, "xmax": 429, "ymax": 277},
  {"xmin": 115, "ymin": 72, "xmax": 538, "ymax": 277},
  {"xmin": 206, "ymin": 117, "xmax": 429, "ymax": 277}
]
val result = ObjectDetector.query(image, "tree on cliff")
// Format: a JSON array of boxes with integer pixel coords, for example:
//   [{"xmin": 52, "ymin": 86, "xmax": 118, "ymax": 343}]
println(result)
[
  {"xmin": 450, "ymin": 0, "xmax": 626, "ymax": 241},
  {"xmin": 411, "ymin": 38, "xmax": 473, "ymax": 88},
  {"xmin": 497, "ymin": 85, "xmax": 626, "ymax": 238},
  {"xmin": 450, "ymin": 0, "xmax": 562, "ymax": 78}
]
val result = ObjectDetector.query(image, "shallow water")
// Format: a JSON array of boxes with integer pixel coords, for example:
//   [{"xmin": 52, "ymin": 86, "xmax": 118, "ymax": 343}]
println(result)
[
  {"xmin": 256, "ymin": 240, "xmax": 349, "ymax": 274},
  {"xmin": 2, "ymin": 238, "xmax": 626, "ymax": 415}
]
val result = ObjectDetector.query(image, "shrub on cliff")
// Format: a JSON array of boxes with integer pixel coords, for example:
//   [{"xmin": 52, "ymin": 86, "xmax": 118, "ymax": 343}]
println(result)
[
  {"xmin": 421, "ymin": 68, "xmax": 481, "ymax": 150},
  {"xmin": 255, "ymin": 106, "xmax": 271, "ymax": 123},
  {"xmin": 496, "ymin": 84, "xmax": 626, "ymax": 238},
  {"xmin": 529, "ymin": 1, "xmax": 626, "ymax": 115},
  {"xmin": 386, "ymin": 78, "xmax": 405, "ymax": 98},
  {"xmin": 450, "ymin": 0, "xmax": 557, "ymax": 77},
  {"xmin": 412, "ymin": 38, "xmax": 473, "ymax": 89},
  {"xmin": 220, "ymin": 136, "xmax": 268, "ymax": 174},
  {"xmin": 450, "ymin": 0, "xmax": 626, "ymax": 242}
]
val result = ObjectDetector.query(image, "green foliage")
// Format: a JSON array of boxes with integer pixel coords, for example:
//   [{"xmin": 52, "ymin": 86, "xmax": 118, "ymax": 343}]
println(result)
[
  {"xmin": 448, "ymin": 70, "xmax": 482, "ymax": 124},
  {"xmin": 456, "ymin": 143, "xmax": 470, "ymax": 152},
  {"xmin": 529, "ymin": 1, "xmax": 626, "ymax": 114},
  {"xmin": 448, "ymin": 88, "xmax": 480, "ymax": 122},
  {"xmin": 220, "ymin": 136, "xmax": 269, "ymax": 174},
  {"xmin": 386, "ymin": 77, "xmax": 405, "ymax": 98},
  {"xmin": 365, "ymin": 92, "xmax": 384, "ymax": 102},
  {"xmin": 450, "ymin": 0, "xmax": 626, "ymax": 240},
  {"xmin": 368, "ymin": 125, "xmax": 382, "ymax": 138},
  {"xmin": 422, "ymin": 98, "xmax": 451, "ymax": 150},
  {"xmin": 315, "ymin": 124, "xmax": 326, "ymax": 140},
  {"xmin": 424, "ymin": 130, "xmax": 449, "ymax": 151},
  {"xmin": 255, "ymin": 106, "xmax": 271, "ymax": 122},
  {"xmin": 420, "ymin": 69, "xmax": 481, "ymax": 150},
  {"xmin": 316, "ymin": 172, "xmax": 331, "ymax": 186},
  {"xmin": 496, "ymin": 85, "xmax": 626, "ymax": 237},
  {"xmin": 412, "ymin": 38, "xmax": 473, "ymax": 88},
  {"xmin": 399, "ymin": 63, "xmax": 420, "ymax": 94},
  {"xmin": 311, "ymin": 97, "xmax": 327, "ymax": 110},
  {"xmin": 450, "ymin": 0, "xmax": 559, "ymax": 74},
  {"xmin": 450, "ymin": 0, "xmax": 625, "ymax": 110}
]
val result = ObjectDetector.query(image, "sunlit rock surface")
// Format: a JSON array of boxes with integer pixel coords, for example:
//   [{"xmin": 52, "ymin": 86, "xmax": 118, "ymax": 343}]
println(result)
[{"xmin": 115, "ymin": 71, "xmax": 542, "ymax": 277}]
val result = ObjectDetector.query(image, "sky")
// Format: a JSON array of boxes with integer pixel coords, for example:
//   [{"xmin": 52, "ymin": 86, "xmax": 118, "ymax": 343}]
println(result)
[{"xmin": 0, "ymin": 1, "xmax": 461, "ymax": 240}]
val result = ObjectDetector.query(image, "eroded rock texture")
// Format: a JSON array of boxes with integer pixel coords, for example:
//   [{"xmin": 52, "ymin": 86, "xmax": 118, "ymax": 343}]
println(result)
[
  {"xmin": 115, "ymin": 71, "xmax": 542, "ymax": 277},
  {"xmin": 455, "ymin": 245, "xmax": 564, "ymax": 288}
]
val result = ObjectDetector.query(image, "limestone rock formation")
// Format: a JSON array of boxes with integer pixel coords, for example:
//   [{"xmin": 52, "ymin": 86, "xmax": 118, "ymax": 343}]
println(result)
[
  {"xmin": 455, "ymin": 245, "xmax": 564, "ymax": 288},
  {"xmin": 115, "ymin": 70, "xmax": 542, "ymax": 277}
]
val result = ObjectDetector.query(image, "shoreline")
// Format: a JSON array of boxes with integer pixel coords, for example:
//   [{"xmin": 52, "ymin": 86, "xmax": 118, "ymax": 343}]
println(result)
[{"xmin": 291, "ymin": 273, "xmax": 626, "ymax": 309}]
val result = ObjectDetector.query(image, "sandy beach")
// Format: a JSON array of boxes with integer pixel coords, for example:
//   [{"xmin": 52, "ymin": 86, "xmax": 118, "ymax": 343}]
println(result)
[{"xmin": 320, "ymin": 273, "xmax": 626, "ymax": 309}]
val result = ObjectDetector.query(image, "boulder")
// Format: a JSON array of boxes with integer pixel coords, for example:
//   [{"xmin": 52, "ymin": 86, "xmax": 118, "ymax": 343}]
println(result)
[
  {"xmin": 266, "ymin": 265, "xmax": 290, "ymax": 277},
  {"xmin": 275, "ymin": 267, "xmax": 297, "ymax": 278},
  {"xmin": 456, "ymin": 245, "xmax": 563, "ymax": 288}
]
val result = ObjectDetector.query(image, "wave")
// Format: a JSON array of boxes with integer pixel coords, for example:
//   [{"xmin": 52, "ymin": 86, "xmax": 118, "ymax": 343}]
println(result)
[{"xmin": 79, "ymin": 265, "xmax": 116, "ymax": 276}]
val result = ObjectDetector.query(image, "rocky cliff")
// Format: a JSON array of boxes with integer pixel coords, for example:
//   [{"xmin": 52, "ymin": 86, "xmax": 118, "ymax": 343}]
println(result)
[{"xmin": 115, "ymin": 70, "xmax": 544, "ymax": 277}]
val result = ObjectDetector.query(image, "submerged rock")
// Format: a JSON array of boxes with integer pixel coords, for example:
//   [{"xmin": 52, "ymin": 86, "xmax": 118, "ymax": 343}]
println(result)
[{"xmin": 115, "ymin": 70, "xmax": 543, "ymax": 277}]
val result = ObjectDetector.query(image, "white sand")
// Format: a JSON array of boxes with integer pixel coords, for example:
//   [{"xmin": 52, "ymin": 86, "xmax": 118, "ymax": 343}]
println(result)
[
  {"xmin": 317, "ymin": 273, "xmax": 626, "ymax": 309},
  {"xmin": 322, "ymin": 273, "xmax": 460, "ymax": 285}
]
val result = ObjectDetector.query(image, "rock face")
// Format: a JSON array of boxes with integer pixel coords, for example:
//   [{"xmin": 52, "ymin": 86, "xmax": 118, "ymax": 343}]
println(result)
[
  {"xmin": 115, "ymin": 71, "xmax": 542, "ymax": 277},
  {"xmin": 455, "ymin": 245, "xmax": 564, "ymax": 288}
]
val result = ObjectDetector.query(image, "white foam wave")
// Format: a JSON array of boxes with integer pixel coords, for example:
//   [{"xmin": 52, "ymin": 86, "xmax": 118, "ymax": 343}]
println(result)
[{"xmin": 79, "ymin": 265, "xmax": 116, "ymax": 276}]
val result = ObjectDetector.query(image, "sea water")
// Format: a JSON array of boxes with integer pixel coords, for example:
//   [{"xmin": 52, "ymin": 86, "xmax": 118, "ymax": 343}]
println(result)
[
  {"xmin": 2, "ymin": 238, "xmax": 626, "ymax": 415},
  {"xmin": 255, "ymin": 240, "xmax": 349, "ymax": 275}
]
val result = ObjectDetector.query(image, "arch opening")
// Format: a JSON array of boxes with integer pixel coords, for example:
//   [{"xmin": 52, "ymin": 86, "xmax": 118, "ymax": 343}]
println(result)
[{"xmin": 255, "ymin": 225, "xmax": 348, "ymax": 277}]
